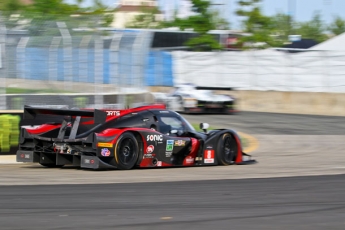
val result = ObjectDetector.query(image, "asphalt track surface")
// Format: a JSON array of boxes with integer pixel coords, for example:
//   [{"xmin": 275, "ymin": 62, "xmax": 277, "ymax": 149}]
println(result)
[
  {"xmin": 1, "ymin": 175, "xmax": 345, "ymax": 230},
  {"xmin": 2, "ymin": 112, "xmax": 345, "ymax": 230},
  {"xmin": 183, "ymin": 111, "xmax": 345, "ymax": 135}
]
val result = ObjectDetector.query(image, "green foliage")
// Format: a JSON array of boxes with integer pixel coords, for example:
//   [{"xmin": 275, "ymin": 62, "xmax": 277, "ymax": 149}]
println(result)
[
  {"xmin": 270, "ymin": 13, "xmax": 294, "ymax": 43},
  {"xmin": 185, "ymin": 34, "xmax": 222, "ymax": 51},
  {"xmin": 295, "ymin": 12, "xmax": 328, "ymax": 43},
  {"xmin": 328, "ymin": 16, "xmax": 345, "ymax": 36},
  {"xmin": 235, "ymin": 0, "xmax": 277, "ymax": 48},
  {"xmin": 161, "ymin": 0, "xmax": 226, "ymax": 51},
  {"xmin": 125, "ymin": 6, "xmax": 162, "ymax": 29},
  {"xmin": 210, "ymin": 9, "xmax": 230, "ymax": 30},
  {"xmin": 1, "ymin": 0, "xmax": 114, "ymax": 36},
  {"xmin": 3, "ymin": 87, "xmax": 74, "ymax": 94},
  {"xmin": 0, "ymin": 0, "xmax": 24, "ymax": 15}
]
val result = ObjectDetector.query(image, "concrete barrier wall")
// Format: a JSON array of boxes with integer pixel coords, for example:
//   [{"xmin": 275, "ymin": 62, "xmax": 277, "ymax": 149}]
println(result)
[
  {"xmin": 148, "ymin": 87, "xmax": 345, "ymax": 116},
  {"xmin": 225, "ymin": 91, "xmax": 345, "ymax": 116}
]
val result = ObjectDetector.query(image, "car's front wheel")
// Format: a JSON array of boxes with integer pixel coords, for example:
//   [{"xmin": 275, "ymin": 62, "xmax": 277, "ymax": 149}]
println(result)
[
  {"xmin": 114, "ymin": 132, "xmax": 139, "ymax": 170},
  {"xmin": 216, "ymin": 133, "xmax": 238, "ymax": 165}
]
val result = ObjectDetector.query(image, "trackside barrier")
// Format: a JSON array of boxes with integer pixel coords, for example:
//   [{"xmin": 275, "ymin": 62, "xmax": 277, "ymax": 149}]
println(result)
[{"xmin": 0, "ymin": 114, "xmax": 20, "ymax": 153}]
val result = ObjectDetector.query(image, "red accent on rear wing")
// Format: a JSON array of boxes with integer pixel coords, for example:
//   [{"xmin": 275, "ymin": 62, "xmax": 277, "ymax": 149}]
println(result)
[
  {"xmin": 83, "ymin": 104, "xmax": 167, "ymax": 118},
  {"xmin": 23, "ymin": 105, "xmax": 107, "ymax": 124}
]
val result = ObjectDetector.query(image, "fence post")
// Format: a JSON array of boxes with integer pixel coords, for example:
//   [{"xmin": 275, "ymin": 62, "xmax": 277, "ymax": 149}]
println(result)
[
  {"xmin": 79, "ymin": 35, "xmax": 92, "ymax": 84},
  {"xmin": 57, "ymin": 22, "xmax": 72, "ymax": 92},
  {"xmin": 94, "ymin": 35, "xmax": 103, "ymax": 108},
  {"xmin": 48, "ymin": 37, "xmax": 61, "ymax": 82},
  {"xmin": 110, "ymin": 32, "xmax": 122, "ymax": 91},
  {"xmin": 0, "ymin": 15, "xmax": 7, "ymax": 109}
]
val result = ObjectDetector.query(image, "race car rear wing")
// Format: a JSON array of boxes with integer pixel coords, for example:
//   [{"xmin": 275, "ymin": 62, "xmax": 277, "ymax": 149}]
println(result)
[
  {"xmin": 22, "ymin": 105, "xmax": 108, "ymax": 140},
  {"xmin": 23, "ymin": 105, "xmax": 107, "ymax": 124}
]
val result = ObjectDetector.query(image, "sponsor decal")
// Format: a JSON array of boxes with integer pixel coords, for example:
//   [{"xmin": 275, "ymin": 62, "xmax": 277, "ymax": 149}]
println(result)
[
  {"xmin": 101, "ymin": 148, "xmax": 111, "ymax": 157},
  {"xmin": 165, "ymin": 152, "xmax": 172, "ymax": 157},
  {"xmin": 159, "ymin": 111, "xmax": 169, "ymax": 113},
  {"xmin": 157, "ymin": 161, "xmax": 162, "ymax": 167},
  {"xmin": 147, "ymin": 134, "xmax": 163, "ymax": 142},
  {"xmin": 84, "ymin": 159, "xmax": 90, "ymax": 164},
  {"xmin": 98, "ymin": 142, "xmax": 113, "ymax": 148},
  {"xmin": 106, "ymin": 111, "xmax": 121, "ymax": 116},
  {"xmin": 206, "ymin": 145, "xmax": 213, "ymax": 149},
  {"xmin": 166, "ymin": 140, "xmax": 174, "ymax": 151},
  {"xmin": 185, "ymin": 156, "xmax": 194, "ymax": 164},
  {"xmin": 204, "ymin": 150, "xmax": 215, "ymax": 163},
  {"xmin": 174, "ymin": 140, "xmax": 186, "ymax": 146},
  {"xmin": 146, "ymin": 145, "xmax": 154, "ymax": 154},
  {"xmin": 143, "ymin": 153, "xmax": 156, "ymax": 159}
]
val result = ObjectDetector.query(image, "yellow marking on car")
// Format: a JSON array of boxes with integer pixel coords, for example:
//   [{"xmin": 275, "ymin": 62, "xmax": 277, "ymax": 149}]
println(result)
[
  {"xmin": 97, "ymin": 142, "xmax": 113, "ymax": 148},
  {"xmin": 238, "ymin": 131, "xmax": 259, "ymax": 153}
]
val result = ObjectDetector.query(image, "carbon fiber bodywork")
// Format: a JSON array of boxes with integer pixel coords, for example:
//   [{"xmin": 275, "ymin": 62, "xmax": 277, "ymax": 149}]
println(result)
[{"xmin": 16, "ymin": 104, "xmax": 256, "ymax": 169}]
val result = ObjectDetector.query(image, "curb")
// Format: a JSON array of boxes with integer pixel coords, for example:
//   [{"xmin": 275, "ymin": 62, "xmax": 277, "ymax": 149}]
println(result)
[
  {"xmin": 0, "ymin": 155, "xmax": 19, "ymax": 164},
  {"xmin": 238, "ymin": 131, "xmax": 259, "ymax": 153}
]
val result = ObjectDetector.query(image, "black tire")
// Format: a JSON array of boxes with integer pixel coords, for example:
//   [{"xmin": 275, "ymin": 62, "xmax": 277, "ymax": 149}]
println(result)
[
  {"xmin": 39, "ymin": 163, "xmax": 64, "ymax": 168},
  {"xmin": 114, "ymin": 132, "xmax": 139, "ymax": 170},
  {"xmin": 216, "ymin": 133, "xmax": 238, "ymax": 165}
]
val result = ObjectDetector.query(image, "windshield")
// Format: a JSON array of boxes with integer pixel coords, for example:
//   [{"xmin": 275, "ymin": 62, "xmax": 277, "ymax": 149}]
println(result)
[{"xmin": 179, "ymin": 115, "xmax": 195, "ymax": 131}]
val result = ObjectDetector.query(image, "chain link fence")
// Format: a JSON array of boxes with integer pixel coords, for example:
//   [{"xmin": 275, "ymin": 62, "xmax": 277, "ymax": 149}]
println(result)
[{"xmin": 0, "ymin": 12, "xmax": 158, "ymax": 110}]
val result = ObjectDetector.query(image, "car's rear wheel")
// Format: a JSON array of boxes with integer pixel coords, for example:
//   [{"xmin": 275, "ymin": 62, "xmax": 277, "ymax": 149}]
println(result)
[
  {"xmin": 114, "ymin": 132, "xmax": 139, "ymax": 170},
  {"xmin": 216, "ymin": 133, "xmax": 238, "ymax": 165}
]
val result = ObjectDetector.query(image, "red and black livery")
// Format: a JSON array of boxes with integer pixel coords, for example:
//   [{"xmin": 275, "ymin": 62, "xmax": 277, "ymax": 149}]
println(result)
[{"xmin": 16, "ymin": 104, "xmax": 256, "ymax": 170}]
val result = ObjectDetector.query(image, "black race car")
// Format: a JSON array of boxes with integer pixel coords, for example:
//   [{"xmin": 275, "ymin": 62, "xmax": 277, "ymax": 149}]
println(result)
[{"xmin": 16, "ymin": 104, "xmax": 256, "ymax": 170}]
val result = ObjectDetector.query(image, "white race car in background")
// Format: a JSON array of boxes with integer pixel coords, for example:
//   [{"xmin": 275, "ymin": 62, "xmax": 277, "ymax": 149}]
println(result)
[{"xmin": 152, "ymin": 84, "xmax": 236, "ymax": 114}]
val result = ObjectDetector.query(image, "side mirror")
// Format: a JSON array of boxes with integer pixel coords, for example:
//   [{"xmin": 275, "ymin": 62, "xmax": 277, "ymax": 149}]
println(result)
[{"xmin": 199, "ymin": 123, "xmax": 209, "ymax": 133}]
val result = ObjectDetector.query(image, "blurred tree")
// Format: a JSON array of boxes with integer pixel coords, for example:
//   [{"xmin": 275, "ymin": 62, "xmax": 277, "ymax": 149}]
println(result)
[
  {"xmin": 235, "ymin": 0, "xmax": 279, "ymax": 48},
  {"xmin": 161, "ymin": 0, "xmax": 224, "ymax": 51},
  {"xmin": 25, "ymin": 0, "xmax": 79, "ymax": 16},
  {"xmin": 270, "ymin": 13, "xmax": 294, "ymax": 43},
  {"xmin": 295, "ymin": 12, "xmax": 328, "ymax": 43},
  {"xmin": 328, "ymin": 16, "xmax": 345, "ymax": 36},
  {"xmin": 210, "ymin": 9, "xmax": 230, "ymax": 30},
  {"xmin": 0, "ymin": 0, "xmax": 24, "ymax": 14},
  {"xmin": 125, "ymin": 6, "xmax": 163, "ymax": 29},
  {"xmin": 12, "ymin": 0, "xmax": 115, "ymax": 36}
]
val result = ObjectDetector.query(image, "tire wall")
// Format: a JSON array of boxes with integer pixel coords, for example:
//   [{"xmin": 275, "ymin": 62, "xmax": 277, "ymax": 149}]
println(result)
[{"xmin": 0, "ymin": 113, "xmax": 22, "ymax": 155}]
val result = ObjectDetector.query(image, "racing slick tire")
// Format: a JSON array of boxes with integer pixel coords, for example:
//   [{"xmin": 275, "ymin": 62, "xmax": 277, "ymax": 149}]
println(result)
[
  {"xmin": 216, "ymin": 133, "xmax": 238, "ymax": 165},
  {"xmin": 114, "ymin": 132, "xmax": 139, "ymax": 170},
  {"xmin": 39, "ymin": 163, "xmax": 64, "ymax": 168}
]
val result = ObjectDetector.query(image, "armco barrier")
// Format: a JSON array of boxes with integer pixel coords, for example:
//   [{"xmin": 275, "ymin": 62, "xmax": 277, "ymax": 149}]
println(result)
[{"xmin": 225, "ymin": 90, "xmax": 345, "ymax": 116}]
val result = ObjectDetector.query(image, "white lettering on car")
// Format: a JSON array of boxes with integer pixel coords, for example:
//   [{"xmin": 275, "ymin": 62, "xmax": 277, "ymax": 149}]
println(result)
[
  {"xmin": 147, "ymin": 135, "xmax": 163, "ymax": 142},
  {"xmin": 106, "ymin": 111, "xmax": 121, "ymax": 116}
]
